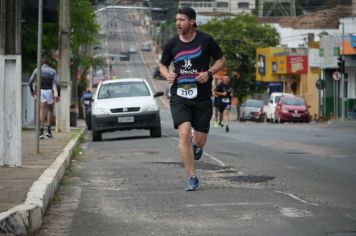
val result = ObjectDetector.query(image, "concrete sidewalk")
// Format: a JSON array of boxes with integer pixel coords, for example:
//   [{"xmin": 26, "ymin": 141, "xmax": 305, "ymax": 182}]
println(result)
[{"xmin": 0, "ymin": 124, "xmax": 85, "ymax": 235}]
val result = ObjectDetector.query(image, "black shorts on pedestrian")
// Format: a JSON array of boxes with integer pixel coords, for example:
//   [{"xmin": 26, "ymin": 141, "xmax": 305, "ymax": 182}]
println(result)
[{"xmin": 170, "ymin": 95, "xmax": 213, "ymax": 133}]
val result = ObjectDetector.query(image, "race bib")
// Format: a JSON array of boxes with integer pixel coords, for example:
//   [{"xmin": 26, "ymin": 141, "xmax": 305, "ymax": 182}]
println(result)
[
  {"xmin": 177, "ymin": 83, "xmax": 197, "ymax": 99},
  {"xmin": 222, "ymin": 97, "xmax": 230, "ymax": 103}
]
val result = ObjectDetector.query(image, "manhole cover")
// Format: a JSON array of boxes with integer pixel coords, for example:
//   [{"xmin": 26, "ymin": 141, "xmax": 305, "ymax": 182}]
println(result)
[
  {"xmin": 223, "ymin": 175, "xmax": 275, "ymax": 183},
  {"xmin": 151, "ymin": 162, "xmax": 229, "ymax": 171},
  {"xmin": 151, "ymin": 162, "xmax": 183, "ymax": 167},
  {"xmin": 217, "ymin": 169, "xmax": 238, "ymax": 174},
  {"xmin": 285, "ymin": 152, "xmax": 310, "ymax": 155},
  {"xmin": 196, "ymin": 162, "xmax": 229, "ymax": 171}
]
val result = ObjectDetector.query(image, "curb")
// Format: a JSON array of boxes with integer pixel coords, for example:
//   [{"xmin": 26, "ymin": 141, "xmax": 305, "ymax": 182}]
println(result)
[{"xmin": 0, "ymin": 128, "xmax": 85, "ymax": 236}]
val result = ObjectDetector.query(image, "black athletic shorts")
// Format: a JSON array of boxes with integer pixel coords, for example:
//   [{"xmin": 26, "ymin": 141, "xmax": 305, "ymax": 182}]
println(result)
[
  {"xmin": 170, "ymin": 95, "xmax": 213, "ymax": 133},
  {"xmin": 218, "ymin": 102, "xmax": 231, "ymax": 113}
]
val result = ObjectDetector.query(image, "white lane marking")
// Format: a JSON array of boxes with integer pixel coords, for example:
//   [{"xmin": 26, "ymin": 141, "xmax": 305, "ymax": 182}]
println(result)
[
  {"xmin": 204, "ymin": 152, "xmax": 226, "ymax": 167},
  {"xmin": 275, "ymin": 191, "xmax": 318, "ymax": 206},
  {"xmin": 163, "ymin": 133, "xmax": 226, "ymax": 167},
  {"xmin": 186, "ymin": 202, "xmax": 270, "ymax": 207},
  {"xmin": 279, "ymin": 207, "xmax": 313, "ymax": 218}
]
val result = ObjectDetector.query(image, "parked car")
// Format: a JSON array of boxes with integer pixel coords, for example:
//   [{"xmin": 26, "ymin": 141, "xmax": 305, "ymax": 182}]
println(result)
[
  {"xmin": 92, "ymin": 69, "xmax": 108, "ymax": 88},
  {"xmin": 128, "ymin": 45, "xmax": 137, "ymax": 54},
  {"xmin": 264, "ymin": 92, "xmax": 292, "ymax": 123},
  {"xmin": 119, "ymin": 51, "xmax": 130, "ymax": 61},
  {"xmin": 141, "ymin": 42, "xmax": 152, "ymax": 51},
  {"xmin": 240, "ymin": 99, "xmax": 265, "ymax": 122},
  {"xmin": 274, "ymin": 95, "xmax": 310, "ymax": 123},
  {"xmin": 90, "ymin": 78, "xmax": 164, "ymax": 141}
]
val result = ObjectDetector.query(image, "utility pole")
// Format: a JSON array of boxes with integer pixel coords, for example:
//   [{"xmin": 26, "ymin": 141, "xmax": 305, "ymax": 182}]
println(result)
[
  {"xmin": 341, "ymin": 21, "xmax": 345, "ymax": 122},
  {"xmin": 0, "ymin": 0, "xmax": 22, "ymax": 166},
  {"xmin": 35, "ymin": 0, "xmax": 43, "ymax": 154},
  {"xmin": 56, "ymin": 0, "xmax": 71, "ymax": 132}
]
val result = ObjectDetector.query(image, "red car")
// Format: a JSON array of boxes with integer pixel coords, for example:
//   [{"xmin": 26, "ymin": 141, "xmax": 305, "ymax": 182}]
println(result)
[
  {"xmin": 274, "ymin": 95, "xmax": 310, "ymax": 123},
  {"xmin": 92, "ymin": 69, "xmax": 108, "ymax": 88}
]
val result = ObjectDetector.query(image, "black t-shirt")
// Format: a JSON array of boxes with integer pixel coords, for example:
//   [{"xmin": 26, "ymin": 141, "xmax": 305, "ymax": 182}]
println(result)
[
  {"xmin": 216, "ymin": 83, "xmax": 233, "ymax": 104},
  {"xmin": 160, "ymin": 31, "xmax": 223, "ymax": 100}
]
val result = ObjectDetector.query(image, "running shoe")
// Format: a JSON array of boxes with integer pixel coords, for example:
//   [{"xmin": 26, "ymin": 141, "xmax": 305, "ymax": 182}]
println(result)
[
  {"xmin": 225, "ymin": 125, "xmax": 229, "ymax": 133},
  {"xmin": 214, "ymin": 121, "xmax": 219, "ymax": 128},
  {"xmin": 46, "ymin": 129, "xmax": 53, "ymax": 138},
  {"xmin": 39, "ymin": 133, "xmax": 44, "ymax": 140},
  {"xmin": 185, "ymin": 176, "xmax": 199, "ymax": 191},
  {"xmin": 193, "ymin": 144, "xmax": 203, "ymax": 160}
]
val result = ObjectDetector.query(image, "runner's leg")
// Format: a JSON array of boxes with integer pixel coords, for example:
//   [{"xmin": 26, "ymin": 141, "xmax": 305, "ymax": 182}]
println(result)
[
  {"xmin": 47, "ymin": 104, "xmax": 53, "ymax": 127},
  {"xmin": 178, "ymin": 121, "xmax": 196, "ymax": 177},
  {"xmin": 223, "ymin": 108, "xmax": 230, "ymax": 125},
  {"xmin": 192, "ymin": 131, "xmax": 208, "ymax": 149},
  {"xmin": 40, "ymin": 103, "xmax": 46, "ymax": 129}
]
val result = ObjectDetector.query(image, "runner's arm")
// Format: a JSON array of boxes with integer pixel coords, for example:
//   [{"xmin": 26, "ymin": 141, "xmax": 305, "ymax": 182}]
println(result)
[
  {"xmin": 208, "ymin": 56, "xmax": 226, "ymax": 75},
  {"xmin": 159, "ymin": 64, "xmax": 176, "ymax": 84},
  {"xmin": 52, "ymin": 73, "xmax": 60, "ymax": 102},
  {"xmin": 196, "ymin": 56, "xmax": 226, "ymax": 83},
  {"xmin": 28, "ymin": 69, "xmax": 37, "ymax": 95}
]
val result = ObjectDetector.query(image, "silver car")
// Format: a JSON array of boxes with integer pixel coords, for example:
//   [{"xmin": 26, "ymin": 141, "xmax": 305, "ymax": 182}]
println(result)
[{"xmin": 240, "ymin": 99, "xmax": 266, "ymax": 122}]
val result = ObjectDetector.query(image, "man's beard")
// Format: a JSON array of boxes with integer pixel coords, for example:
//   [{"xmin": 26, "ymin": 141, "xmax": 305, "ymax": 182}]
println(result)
[{"xmin": 177, "ymin": 27, "xmax": 187, "ymax": 35}]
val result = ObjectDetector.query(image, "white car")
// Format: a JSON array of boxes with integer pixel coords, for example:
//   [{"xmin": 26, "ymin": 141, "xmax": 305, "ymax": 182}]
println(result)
[
  {"xmin": 128, "ymin": 45, "xmax": 137, "ymax": 54},
  {"xmin": 90, "ymin": 78, "xmax": 164, "ymax": 141},
  {"xmin": 264, "ymin": 92, "xmax": 292, "ymax": 123},
  {"xmin": 141, "ymin": 42, "xmax": 152, "ymax": 51}
]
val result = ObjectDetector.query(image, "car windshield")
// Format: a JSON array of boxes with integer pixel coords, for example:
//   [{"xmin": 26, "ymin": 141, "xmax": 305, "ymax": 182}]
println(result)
[
  {"xmin": 282, "ymin": 97, "xmax": 305, "ymax": 106},
  {"xmin": 245, "ymin": 100, "xmax": 263, "ymax": 107},
  {"xmin": 98, "ymin": 81, "xmax": 150, "ymax": 99}
]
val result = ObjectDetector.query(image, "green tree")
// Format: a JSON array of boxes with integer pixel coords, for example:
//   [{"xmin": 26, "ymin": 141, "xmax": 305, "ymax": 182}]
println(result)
[{"xmin": 200, "ymin": 14, "xmax": 279, "ymax": 119}]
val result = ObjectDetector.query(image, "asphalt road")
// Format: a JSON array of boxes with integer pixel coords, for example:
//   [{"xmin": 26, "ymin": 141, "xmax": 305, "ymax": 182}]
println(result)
[{"xmin": 33, "ymin": 8, "xmax": 356, "ymax": 236}]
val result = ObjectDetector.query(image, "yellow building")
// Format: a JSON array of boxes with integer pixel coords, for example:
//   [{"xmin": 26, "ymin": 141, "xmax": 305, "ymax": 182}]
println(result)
[{"xmin": 256, "ymin": 47, "xmax": 320, "ymax": 117}]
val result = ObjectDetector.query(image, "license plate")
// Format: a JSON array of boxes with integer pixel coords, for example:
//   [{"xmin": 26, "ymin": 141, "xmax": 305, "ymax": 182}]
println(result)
[
  {"xmin": 292, "ymin": 113, "xmax": 301, "ymax": 118},
  {"xmin": 118, "ymin": 116, "xmax": 134, "ymax": 123}
]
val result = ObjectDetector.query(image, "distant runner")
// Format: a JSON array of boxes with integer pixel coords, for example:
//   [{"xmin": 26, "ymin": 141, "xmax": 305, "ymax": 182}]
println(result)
[
  {"xmin": 29, "ymin": 55, "xmax": 60, "ymax": 139},
  {"xmin": 215, "ymin": 76, "xmax": 233, "ymax": 133},
  {"xmin": 212, "ymin": 78, "xmax": 222, "ymax": 128}
]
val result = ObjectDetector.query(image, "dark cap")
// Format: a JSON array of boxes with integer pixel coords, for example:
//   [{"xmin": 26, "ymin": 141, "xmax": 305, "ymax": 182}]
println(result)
[{"xmin": 177, "ymin": 7, "xmax": 197, "ymax": 27}]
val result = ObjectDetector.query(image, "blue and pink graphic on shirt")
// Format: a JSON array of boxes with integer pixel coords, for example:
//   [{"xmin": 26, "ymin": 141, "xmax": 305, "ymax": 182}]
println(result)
[{"xmin": 174, "ymin": 46, "xmax": 202, "ymax": 84}]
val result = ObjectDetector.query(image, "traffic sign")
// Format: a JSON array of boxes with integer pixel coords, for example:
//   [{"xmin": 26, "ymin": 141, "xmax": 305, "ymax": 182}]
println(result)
[
  {"xmin": 316, "ymin": 79, "xmax": 326, "ymax": 90},
  {"xmin": 333, "ymin": 71, "xmax": 341, "ymax": 81}
]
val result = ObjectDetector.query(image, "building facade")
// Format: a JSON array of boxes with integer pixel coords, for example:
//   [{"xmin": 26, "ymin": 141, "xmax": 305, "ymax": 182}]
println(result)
[
  {"xmin": 256, "ymin": 47, "xmax": 320, "ymax": 118},
  {"xmin": 178, "ymin": 0, "xmax": 255, "ymax": 15}
]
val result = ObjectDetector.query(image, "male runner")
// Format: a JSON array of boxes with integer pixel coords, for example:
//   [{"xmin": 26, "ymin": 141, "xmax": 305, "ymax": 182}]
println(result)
[
  {"xmin": 160, "ymin": 7, "xmax": 226, "ymax": 191},
  {"xmin": 29, "ymin": 55, "xmax": 60, "ymax": 139},
  {"xmin": 215, "ymin": 76, "xmax": 233, "ymax": 133}
]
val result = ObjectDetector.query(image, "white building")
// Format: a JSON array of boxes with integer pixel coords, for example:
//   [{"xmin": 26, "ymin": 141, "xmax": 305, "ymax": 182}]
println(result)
[
  {"xmin": 270, "ymin": 23, "xmax": 339, "ymax": 48},
  {"xmin": 179, "ymin": 0, "xmax": 255, "ymax": 15}
]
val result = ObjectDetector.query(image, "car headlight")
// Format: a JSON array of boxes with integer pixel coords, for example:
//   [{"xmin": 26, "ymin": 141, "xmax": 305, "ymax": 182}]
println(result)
[
  {"xmin": 142, "ymin": 103, "xmax": 158, "ymax": 112},
  {"xmin": 92, "ymin": 107, "xmax": 110, "ymax": 115}
]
